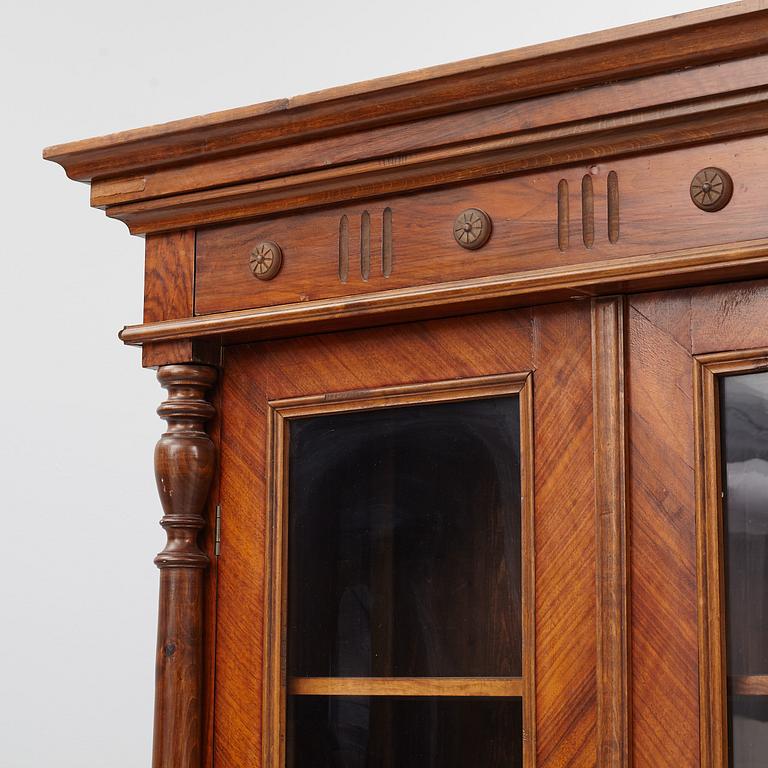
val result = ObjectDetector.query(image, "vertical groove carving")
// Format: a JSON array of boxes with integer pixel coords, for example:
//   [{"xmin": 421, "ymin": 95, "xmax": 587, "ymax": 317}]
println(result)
[
  {"xmin": 582, "ymin": 174, "xmax": 595, "ymax": 248},
  {"xmin": 360, "ymin": 210, "xmax": 371, "ymax": 280},
  {"xmin": 557, "ymin": 179, "xmax": 569, "ymax": 251},
  {"xmin": 153, "ymin": 364, "xmax": 217, "ymax": 768},
  {"xmin": 338, "ymin": 215, "xmax": 349, "ymax": 283},
  {"xmin": 382, "ymin": 207, "xmax": 393, "ymax": 277},
  {"xmin": 608, "ymin": 171, "xmax": 620, "ymax": 244},
  {"xmin": 591, "ymin": 298, "xmax": 631, "ymax": 768}
]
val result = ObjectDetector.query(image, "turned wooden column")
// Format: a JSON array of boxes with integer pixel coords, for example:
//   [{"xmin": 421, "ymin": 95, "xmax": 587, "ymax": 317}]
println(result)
[{"xmin": 152, "ymin": 364, "xmax": 217, "ymax": 768}]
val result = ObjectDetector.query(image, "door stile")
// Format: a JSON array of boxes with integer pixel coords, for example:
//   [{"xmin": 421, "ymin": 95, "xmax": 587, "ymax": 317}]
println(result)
[{"xmin": 591, "ymin": 297, "xmax": 632, "ymax": 768}]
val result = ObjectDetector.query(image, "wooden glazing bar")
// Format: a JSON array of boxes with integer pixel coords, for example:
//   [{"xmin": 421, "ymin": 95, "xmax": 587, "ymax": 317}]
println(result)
[
  {"xmin": 288, "ymin": 677, "xmax": 524, "ymax": 697},
  {"xmin": 729, "ymin": 674, "xmax": 768, "ymax": 696}
]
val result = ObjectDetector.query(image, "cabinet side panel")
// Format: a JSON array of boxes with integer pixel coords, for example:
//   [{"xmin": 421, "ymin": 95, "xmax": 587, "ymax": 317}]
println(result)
[
  {"xmin": 142, "ymin": 230, "xmax": 196, "ymax": 368},
  {"xmin": 214, "ymin": 352, "xmax": 268, "ymax": 766}
]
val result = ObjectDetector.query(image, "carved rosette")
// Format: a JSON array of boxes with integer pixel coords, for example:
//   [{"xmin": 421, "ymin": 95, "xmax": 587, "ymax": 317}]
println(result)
[
  {"xmin": 690, "ymin": 167, "xmax": 733, "ymax": 212},
  {"xmin": 249, "ymin": 240, "xmax": 283, "ymax": 281},
  {"xmin": 152, "ymin": 364, "xmax": 217, "ymax": 768},
  {"xmin": 453, "ymin": 208, "xmax": 492, "ymax": 250}
]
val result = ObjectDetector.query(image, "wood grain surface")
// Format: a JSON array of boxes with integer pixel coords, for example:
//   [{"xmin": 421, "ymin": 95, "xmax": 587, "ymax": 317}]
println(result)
[
  {"xmin": 628, "ymin": 277, "xmax": 768, "ymax": 768},
  {"xmin": 215, "ymin": 302, "xmax": 596, "ymax": 767},
  {"xmin": 140, "ymin": 231, "xmax": 223, "ymax": 369},
  {"xmin": 152, "ymin": 365, "xmax": 217, "ymax": 768},
  {"xmin": 142, "ymin": 231, "xmax": 195, "ymax": 367},
  {"xmin": 80, "ymin": 57, "xmax": 764, "ymax": 212},
  {"xmin": 194, "ymin": 137, "xmax": 768, "ymax": 316},
  {"xmin": 628, "ymin": 289, "xmax": 700, "ymax": 767},
  {"xmin": 40, "ymin": 4, "xmax": 768, "ymax": 766},
  {"xmin": 123, "ymin": 237, "xmax": 768, "ymax": 349},
  {"xmin": 695, "ymin": 345, "xmax": 768, "ymax": 767},
  {"xmin": 260, "ymin": 373, "xmax": 533, "ymax": 767},
  {"xmin": 533, "ymin": 302, "xmax": 597, "ymax": 767},
  {"xmin": 44, "ymin": 2, "xmax": 768, "ymax": 183},
  {"xmin": 592, "ymin": 298, "xmax": 631, "ymax": 768},
  {"xmin": 286, "ymin": 677, "xmax": 524, "ymax": 697}
]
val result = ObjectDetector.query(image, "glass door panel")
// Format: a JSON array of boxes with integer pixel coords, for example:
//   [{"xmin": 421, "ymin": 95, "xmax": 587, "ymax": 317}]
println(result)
[
  {"xmin": 720, "ymin": 372, "xmax": 768, "ymax": 767},
  {"xmin": 287, "ymin": 396, "xmax": 522, "ymax": 679},
  {"xmin": 287, "ymin": 696, "xmax": 522, "ymax": 768},
  {"xmin": 278, "ymin": 384, "xmax": 529, "ymax": 767}
]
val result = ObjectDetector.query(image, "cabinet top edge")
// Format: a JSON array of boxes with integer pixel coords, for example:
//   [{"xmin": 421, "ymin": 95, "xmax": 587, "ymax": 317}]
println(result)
[{"xmin": 43, "ymin": 1, "xmax": 768, "ymax": 184}]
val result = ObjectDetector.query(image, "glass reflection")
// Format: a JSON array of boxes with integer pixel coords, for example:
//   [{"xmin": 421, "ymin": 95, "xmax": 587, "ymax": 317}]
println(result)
[
  {"xmin": 286, "ymin": 396, "xmax": 522, "ymax": 679},
  {"xmin": 720, "ymin": 372, "xmax": 768, "ymax": 767},
  {"xmin": 287, "ymin": 696, "xmax": 522, "ymax": 768}
]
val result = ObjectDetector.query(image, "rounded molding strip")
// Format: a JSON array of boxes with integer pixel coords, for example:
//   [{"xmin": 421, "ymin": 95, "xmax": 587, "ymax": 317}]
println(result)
[
  {"xmin": 250, "ymin": 241, "xmax": 283, "ymax": 280},
  {"xmin": 453, "ymin": 208, "xmax": 492, "ymax": 250},
  {"xmin": 690, "ymin": 167, "xmax": 733, "ymax": 212}
]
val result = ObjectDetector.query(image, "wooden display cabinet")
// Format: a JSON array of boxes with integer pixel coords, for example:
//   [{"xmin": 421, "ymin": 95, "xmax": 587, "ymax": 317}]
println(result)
[{"xmin": 45, "ymin": 3, "xmax": 768, "ymax": 766}]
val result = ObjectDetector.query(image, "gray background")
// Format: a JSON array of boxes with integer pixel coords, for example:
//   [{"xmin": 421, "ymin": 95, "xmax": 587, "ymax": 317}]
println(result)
[{"xmin": 1, "ymin": 0, "xmax": 713, "ymax": 764}]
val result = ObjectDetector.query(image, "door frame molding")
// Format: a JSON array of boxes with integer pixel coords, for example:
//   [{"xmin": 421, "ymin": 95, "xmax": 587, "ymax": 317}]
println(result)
[
  {"xmin": 262, "ymin": 372, "xmax": 536, "ymax": 768},
  {"xmin": 695, "ymin": 347, "xmax": 768, "ymax": 768}
]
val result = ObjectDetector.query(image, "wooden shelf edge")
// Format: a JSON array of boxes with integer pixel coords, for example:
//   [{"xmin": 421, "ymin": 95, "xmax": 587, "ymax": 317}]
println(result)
[
  {"xmin": 730, "ymin": 674, "xmax": 768, "ymax": 696},
  {"xmin": 120, "ymin": 238, "xmax": 768, "ymax": 347},
  {"xmin": 288, "ymin": 677, "xmax": 524, "ymax": 697}
]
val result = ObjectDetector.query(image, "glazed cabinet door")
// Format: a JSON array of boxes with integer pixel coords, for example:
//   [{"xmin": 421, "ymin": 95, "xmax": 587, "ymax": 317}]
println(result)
[
  {"xmin": 213, "ymin": 302, "xmax": 602, "ymax": 768},
  {"xmin": 627, "ymin": 278, "xmax": 768, "ymax": 768}
]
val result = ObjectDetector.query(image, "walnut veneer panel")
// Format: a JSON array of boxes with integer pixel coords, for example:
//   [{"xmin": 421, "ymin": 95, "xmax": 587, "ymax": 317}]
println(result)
[
  {"xmin": 627, "ymin": 277, "xmax": 768, "ymax": 767},
  {"xmin": 533, "ymin": 303, "xmax": 597, "ymax": 766},
  {"xmin": 628, "ymin": 291, "xmax": 699, "ymax": 767},
  {"xmin": 215, "ymin": 303, "xmax": 596, "ymax": 767},
  {"xmin": 196, "ymin": 137, "xmax": 768, "ymax": 316},
  {"xmin": 142, "ymin": 231, "xmax": 195, "ymax": 367}
]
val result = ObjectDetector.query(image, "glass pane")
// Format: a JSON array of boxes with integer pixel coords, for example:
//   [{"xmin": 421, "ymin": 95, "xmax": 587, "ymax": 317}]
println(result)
[
  {"xmin": 287, "ymin": 395, "xmax": 522, "ymax": 678},
  {"xmin": 720, "ymin": 372, "xmax": 768, "ymax": 766},
  {"xmin": 731, "ymin": 696, "xmax": 768, "ymax": 768},
  {"xmin": 287, "ymin": 696, "xmax": 522, "ymax": 768}
]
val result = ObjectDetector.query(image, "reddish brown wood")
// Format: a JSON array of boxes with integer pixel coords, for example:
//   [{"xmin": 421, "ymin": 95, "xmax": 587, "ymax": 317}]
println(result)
[
  {"xmin": 142, "ymin": 340, "xmax": 223, "ymax": 369},
  {"xmin": 84, "ymin": 56, "xmax": 768, "ymax": 211},
  {"xmin": 259, "ymin": 373, "xmax": 534, "ymax": 767},
  {"xmin": 694, "ymin": 344, "xmax": 768, "ymax": 768},
  {"xmin": 695, "ymin": 352, "xmax": 730, "ymax": 768},
  {"xmin": 627, "ymin": 289, "xmax": 699, "ymax": 768},
  {"xmin": 592, "ymin": 297, "xmax": 631, "ymax": 768},
  {"xmin": 533, "ymin": 302, "xmax": 597, "ymax": 767},
  {"xmin": 192, "ymin": 137, "xmax": 768, "ymax": 316},
  {"xmin": 119, "ymin": 237, "xmax": 768, "ymax": 350},
  {"xmin": 690, "ymin": 279, "xmax": 768, "ymax": 354},
  {"xmin": 286, "ymin": 677, "xmax": 525, "ymax": 697},
  {"xmin": 42, "ymin": 3, "xmax": 768, "ymax": 184},
  {"xmin": 153, "ymin": 365, "xmax": 217, "ymax": 768},
  {"xmin": 144, "ymin": 231, "xmax": 195, "ymax": 322},
  {"xmin": 730, "ymin": 674, "xmax": 768, "ymax": 696},
  {"xmin": 142, "ymin": 231, "xmax": 196, "ymax": 368},
  {"xmin": 41, "ymin": 6, "xmax": 768, "ymax": 767},
  {"xmin": 215, "ymin": 303, "xmax": 596, "ymax": 767},
  {"xmin": 103, "ymin": 95, "xmax": 768, "ymax": 234},
  {"xmin": 140, "ymin": 230, "xmax": 222, "ymax": 368},
  {"xmin": 199, "ymin": 384, "xmax": 222, "ymax": 768},
  {"xmin": 627, "ymin": 279, "xmax": 768, "ymax": 768}
]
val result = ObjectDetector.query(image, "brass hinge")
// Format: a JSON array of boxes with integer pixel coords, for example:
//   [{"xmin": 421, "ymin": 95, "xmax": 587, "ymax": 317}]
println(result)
[{"xmin": 214, "ymin": 504, "xmax": 222, "ymax": 557}]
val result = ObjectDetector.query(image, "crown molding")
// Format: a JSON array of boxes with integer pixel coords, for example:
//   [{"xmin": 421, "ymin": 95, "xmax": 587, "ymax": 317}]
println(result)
[{"xmin": 43, "ymin": 2, "xmax": 768, "ymax": 235}]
